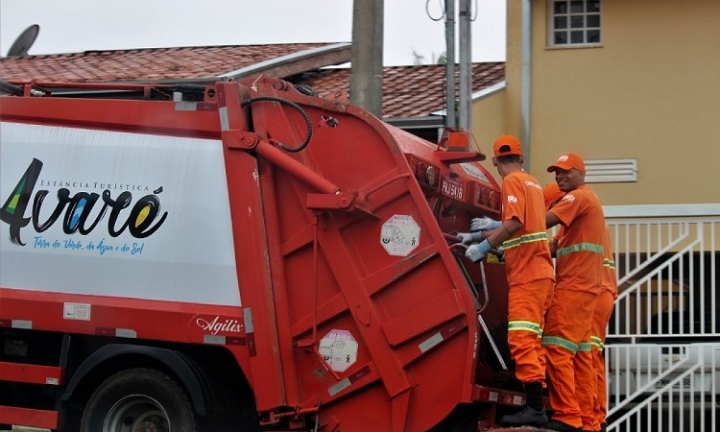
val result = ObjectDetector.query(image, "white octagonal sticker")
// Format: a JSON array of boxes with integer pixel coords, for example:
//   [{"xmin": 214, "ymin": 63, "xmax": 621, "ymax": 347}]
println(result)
[
  {"xmin": 380, "ymin": 214, "xmax": 421, "ymax": 256},
  {"xmin": 319, "ymin": 329, "xmax": 358, "ymax": 373}
]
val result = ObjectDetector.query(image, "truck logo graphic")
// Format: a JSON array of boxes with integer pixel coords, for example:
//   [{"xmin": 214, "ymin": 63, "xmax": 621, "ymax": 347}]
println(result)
[
  {"xmin": 0, "ymin": 158, "xmax": 168, "ymax": 246},
  {"xmin": 195, "ymin": 316, "xmax": 244, "ymax": 335}
]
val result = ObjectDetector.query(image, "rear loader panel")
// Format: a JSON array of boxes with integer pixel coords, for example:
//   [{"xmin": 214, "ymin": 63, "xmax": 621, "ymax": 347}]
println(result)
[{"xmin": 220, "ymin": 79, "xmax": 483, "ymax": 431}]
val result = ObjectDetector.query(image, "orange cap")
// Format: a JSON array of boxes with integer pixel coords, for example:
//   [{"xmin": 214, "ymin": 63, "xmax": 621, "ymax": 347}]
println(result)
[
  {"xmin": 543, "ymin": 182, "xmax": 565, "ymax": 211},
  {"xmin": 547, "ymin": 153, "xmax": 585, "ymax": 173},
  {"xmin": 493, "ymin": 134, "xmax": 523, "ymax": 157}
]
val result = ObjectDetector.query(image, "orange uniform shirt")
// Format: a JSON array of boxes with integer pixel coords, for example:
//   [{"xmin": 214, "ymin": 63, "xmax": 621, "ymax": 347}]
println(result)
[
  {"xmin": 601, "ymin": 226, "xmax": 619, "ymax": 298},
  {"xmin": 549, "ymin": 185, "xmax": 605, "ymax": 294},
  {"xmin": 500, "ymin": 170, "xmax": 555, "ymax": 285}
]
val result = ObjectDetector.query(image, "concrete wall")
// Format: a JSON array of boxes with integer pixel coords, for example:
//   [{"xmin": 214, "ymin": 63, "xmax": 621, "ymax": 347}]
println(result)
[{"xmin": 471, "ymin": 88, "xmax": 508, "ymax": 183}]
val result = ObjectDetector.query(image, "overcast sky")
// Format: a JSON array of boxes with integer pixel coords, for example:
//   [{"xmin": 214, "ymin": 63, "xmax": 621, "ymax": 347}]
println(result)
[{"xmin": 0, "ymin": 0, "xmax": 506, "ymax": 66}]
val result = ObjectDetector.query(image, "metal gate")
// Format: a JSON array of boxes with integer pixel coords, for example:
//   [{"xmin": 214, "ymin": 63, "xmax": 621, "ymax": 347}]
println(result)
[{"xmin": 603, "ymin": 205, "xmax": 720, "ymax": 432}]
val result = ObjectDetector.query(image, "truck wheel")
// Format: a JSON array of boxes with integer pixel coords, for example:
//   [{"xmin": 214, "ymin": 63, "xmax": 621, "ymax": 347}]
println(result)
[{"xmin": 80, "ymin": 367, "xmax": 196, "ymax": 432}]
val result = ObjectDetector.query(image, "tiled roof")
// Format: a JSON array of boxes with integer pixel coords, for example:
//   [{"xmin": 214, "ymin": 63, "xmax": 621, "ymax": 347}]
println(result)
[
  {"xmin": 0, "ymin": 43, "xmax": 505, "ymax": 119},
  {"xmin": 0, "ymin": 43, "xmax": 336, "ymax": 83},
  {"xmin": 289, "ymin": 63, "xmax": 505, "ymax": 118}
]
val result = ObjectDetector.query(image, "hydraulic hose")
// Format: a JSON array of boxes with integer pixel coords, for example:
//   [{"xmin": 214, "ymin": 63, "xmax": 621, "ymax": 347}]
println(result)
[
  {"xmin": 0, "ymin": 79, "xmax": 23, "ymax": 96},
  {"xmin": 241, "ymin": 96, "xmax": 313, "ymax": 153}
]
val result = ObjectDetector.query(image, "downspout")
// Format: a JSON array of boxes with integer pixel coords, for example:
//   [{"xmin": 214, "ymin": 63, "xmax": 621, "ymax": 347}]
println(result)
[
  {"xmin": 445, "ymin": 0, "xmax": 456, "ymax": 128},
  {"xmin": 459, "ymin": 0, "xmax": 472, "ymax": 129},
  {"xmin": 521, "ymin": 0, "xmax": 532, "ymax": 170}
]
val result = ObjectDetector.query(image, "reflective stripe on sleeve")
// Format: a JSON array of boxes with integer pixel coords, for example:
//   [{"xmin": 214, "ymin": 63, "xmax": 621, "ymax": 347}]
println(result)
[
  {"xmin": 502, "ymin": 232, "xmax": 549, "ymax": 250},
  {"xmin": 556, "ymin": 242, "xmax": 604, "ymax": 258}
]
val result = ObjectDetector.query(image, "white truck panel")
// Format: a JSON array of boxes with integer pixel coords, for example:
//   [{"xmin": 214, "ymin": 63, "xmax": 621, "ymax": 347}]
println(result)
[{"xmin": 0, "ymin": 123, "xmax": 241, "ymax": 306}]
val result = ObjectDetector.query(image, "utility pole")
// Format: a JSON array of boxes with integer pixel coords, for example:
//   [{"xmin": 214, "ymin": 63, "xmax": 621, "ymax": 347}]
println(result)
[
  {"xmin": 458, "ymin": 0, "xmax": 472, "ymax": 129},
  {"xmin": 444, "ymin": 0, "xmax": 456, "ymax": 128},
  {"xmin": 350, "ymin": 0, "xmax": 384, "ymax": 118}
]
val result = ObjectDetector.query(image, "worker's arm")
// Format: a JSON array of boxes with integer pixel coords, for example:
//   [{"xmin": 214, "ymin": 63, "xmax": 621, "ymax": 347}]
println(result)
[
  {"xmin": 465, "ymin": 218, "xmax": 522, "ymax": 262},
  {"xmin": 484, "ymin": 218, "xmax": 522, "ymax": 248},
  {"xmin": 546, "ymin": 211, "xmax": 561, "ymax": 229},
  {"xmin": 549, "ymin": 236, "xmax": 558, "ymax": 257},
  {"xmin": 545, "ymin": 212, "xmax": 562, "ymax": 257}
]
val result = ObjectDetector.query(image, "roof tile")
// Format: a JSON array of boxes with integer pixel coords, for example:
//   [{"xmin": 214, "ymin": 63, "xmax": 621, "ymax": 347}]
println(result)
[
  {"xmin": 0, "ymin": 44, "xmax": 505, "ymax": 119},
  {"xmin": 0, "ymin": 43, "xmax": 334, "ymax": 83},
  {"xmin": 289, "ymin": 63, "xmax": 505, "ymax": 118}
]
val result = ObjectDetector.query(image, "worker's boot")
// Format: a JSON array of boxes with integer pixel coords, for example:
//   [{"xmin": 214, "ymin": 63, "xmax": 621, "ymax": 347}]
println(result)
[
  {"xmin": 499, "ymin": 382, "xmax": 548, "ymax": 427},
  {"xmin": 545, "ymin": 419, "xmax": 583, "ymax": 431}
]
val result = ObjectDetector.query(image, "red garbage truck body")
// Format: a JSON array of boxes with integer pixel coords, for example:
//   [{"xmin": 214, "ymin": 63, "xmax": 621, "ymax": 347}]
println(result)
[{"xmin": 0, "ymin": 77, "xmax": 522, "ymax": 432}]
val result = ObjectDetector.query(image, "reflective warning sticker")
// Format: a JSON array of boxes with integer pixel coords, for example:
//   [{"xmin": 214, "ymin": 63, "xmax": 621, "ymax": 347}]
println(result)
[
  {"xmin": 380, "ymin": 215, "xmax": 420, "ymax": 257},
  {"xmin": 319, "ymin": 329, "xmax": 358, "ymax": 373},
  {"xmin": 63, "ymin": 302, "xmax": 91, "ymax": 321}
]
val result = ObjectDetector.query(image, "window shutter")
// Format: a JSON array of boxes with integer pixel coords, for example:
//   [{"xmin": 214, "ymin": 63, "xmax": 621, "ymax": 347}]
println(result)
[{"xmin": 585, "ymin": 158, "xmax": 637, "ymax": 183}]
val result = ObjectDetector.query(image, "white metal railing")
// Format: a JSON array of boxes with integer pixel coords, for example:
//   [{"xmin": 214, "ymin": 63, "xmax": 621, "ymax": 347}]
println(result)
[
  {"xmin": 603, "ymin": 205, "xmax": 720, "ymax": 432},
  {"xmin": 606, "ymin": 212, "xmax": 719, "ymax": 341},
  {"xmin": 606, "ymin": 344, "xmax": 719, "ymax": 432}
]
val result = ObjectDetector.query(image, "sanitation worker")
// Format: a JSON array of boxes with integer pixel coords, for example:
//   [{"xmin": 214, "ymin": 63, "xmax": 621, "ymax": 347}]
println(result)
[
  {"xmin": 543, "ymin": 181, "xmax": 565, "ymax": 257},
  {"xmin": 460, "ymin": 134, "xmax": 555, "ymax": 428},
  {"xmin": 544, "ymin": 182, "xmax": 615, "ymax": 431},
  {"xmin": 542, "ymin": 153, "xmax": 605, "ymax": 432},
  {"xmin": 543, "ymin": 182, "xmax": 565, "ymax": 218},
  {"xmin": 589, "ymin": 227, "xmax": 618, "ymax": 432}
]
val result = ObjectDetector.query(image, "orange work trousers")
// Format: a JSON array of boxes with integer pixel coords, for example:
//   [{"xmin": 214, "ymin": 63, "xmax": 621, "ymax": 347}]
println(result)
[
  {"xmin": 589, "ymin": 290, "xmax": 615, "ymax": 430},
  {"xmin": 575, "ymin": 337, "xmax": 595, "ymax": 430},
  {"xmin": 507, "ymin": 278, "xmax": 554, "ymax": 384},
  {"xmin": 542, "ymin": 289, "xmax": 599, "ymax": 429}
]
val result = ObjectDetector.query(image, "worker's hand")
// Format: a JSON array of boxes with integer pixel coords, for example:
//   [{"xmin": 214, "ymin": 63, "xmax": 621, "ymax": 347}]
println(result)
[
  {"xmin": 493, "ymin": 246, "xmax": 505, "ymax": 262},
  {"xmin": 456, "ymin": 232, "xmax": 483, "ymax": 244},
  {"xmin": 465, "ymin": 239, "xmax": 493, "ymax": 263},
  {"xmin": 470, "ymin": 217, "xmax": 502, "ymax": 232}
]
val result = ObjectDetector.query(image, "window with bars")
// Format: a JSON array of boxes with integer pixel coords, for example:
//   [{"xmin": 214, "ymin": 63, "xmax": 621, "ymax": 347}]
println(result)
[{"xmin": 549, "ymin": 0, "xmax": 602, "ymax": 47}]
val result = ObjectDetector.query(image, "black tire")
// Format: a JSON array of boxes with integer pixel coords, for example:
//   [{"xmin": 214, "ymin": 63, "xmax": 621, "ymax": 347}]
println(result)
[{"xmin": 80, "ymin": 367, "xmax": 196, "ymax": 432}]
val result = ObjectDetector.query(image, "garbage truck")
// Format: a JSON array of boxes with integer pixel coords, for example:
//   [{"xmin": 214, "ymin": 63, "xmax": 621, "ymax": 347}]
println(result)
[{"xmin": 0, "ymin": 76, "xmax": 527, "ymax": 432}]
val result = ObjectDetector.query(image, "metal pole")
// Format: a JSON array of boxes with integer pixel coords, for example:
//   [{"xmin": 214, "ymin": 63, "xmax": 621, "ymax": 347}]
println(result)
[
  {"xmin": 521, "ymin": 0, "xmax": 532, "ymax": 170},
  {"xmin": 458, "ymin": 0, "xmax": 472, "ymax": 129},
  {"xmin": 350, "ymin": 0, "xmax": 384, "ymax": 118},
  {"xmin": 445, "ymin": 0, "xmax": 456, "ymax": 127}
]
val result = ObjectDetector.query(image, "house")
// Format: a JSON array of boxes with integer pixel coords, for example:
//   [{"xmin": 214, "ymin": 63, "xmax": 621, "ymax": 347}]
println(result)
[
  {"xmin": 493, "ymin": 0, "xmax": 720, "ymax": 206},
  {"xmin": 488, "ymin": 4, "xmax": 720, "ymax": 430},
  {"xmin": 0, "ymin": 42, "xmax": 505, "ymax": 145}
]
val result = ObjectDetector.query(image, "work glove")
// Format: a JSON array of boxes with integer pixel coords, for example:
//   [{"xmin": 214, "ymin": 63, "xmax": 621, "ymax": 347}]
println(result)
[
  {"xmin": 470, "ymin": 217, "xmax": 502, "ymax": 232},
  {"xmin": 493, "ymin": 246, "xmax": 505, "ymax": 262},
  {"xmin": 465, "ymin": 239, "xmax": 493, "ymax": 263},
  {"xmin": 456, "ymin": 232, "xmax": 484, "ymax": 244}
]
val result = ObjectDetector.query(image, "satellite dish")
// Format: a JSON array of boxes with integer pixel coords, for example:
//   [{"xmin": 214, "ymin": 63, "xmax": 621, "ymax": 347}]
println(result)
[{"xmin": 6, "ymin": 24, "xmax": 40, "ymax": 57}]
